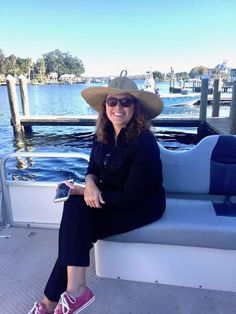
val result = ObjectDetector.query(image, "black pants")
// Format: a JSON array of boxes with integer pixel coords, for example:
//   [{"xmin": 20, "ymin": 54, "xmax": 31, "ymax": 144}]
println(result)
[{"xmin": 44, "ymin": 195, "xmax": 164, "ymax": 302}]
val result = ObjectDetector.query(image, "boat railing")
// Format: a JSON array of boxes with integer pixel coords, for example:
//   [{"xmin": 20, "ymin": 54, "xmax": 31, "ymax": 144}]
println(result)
[
  {"xmin": 0, "ymin": 164, "xmax": 7, "ymax": 228},
  {"xmin": 0, "ymin": 152, "xmax": 90, "ymax": 228}
]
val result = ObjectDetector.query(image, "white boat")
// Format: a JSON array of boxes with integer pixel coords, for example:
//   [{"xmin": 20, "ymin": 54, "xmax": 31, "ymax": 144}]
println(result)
[
  {"xmin": 143, "ymin": 71, "xmax": 200, "ymax": 107},
  {"xmin": 143, "ymin": 71, "xmax": 159, "ymax": 94}
]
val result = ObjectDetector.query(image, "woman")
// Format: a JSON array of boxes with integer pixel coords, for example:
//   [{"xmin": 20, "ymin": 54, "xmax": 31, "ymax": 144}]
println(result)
[{"xmin": 29, "ymin": 70, "xmax": 165, "ymax": 314}]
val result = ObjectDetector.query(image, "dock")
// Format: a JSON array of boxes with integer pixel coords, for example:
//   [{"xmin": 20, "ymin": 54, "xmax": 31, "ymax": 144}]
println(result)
[
  {"xmin": 20, "ymin": 115, "xmax": 98, "ymax": 127},
  {"xmin": 5, "ymin": 75, "xmax": 236, "ymax": 136},
  {"xmin": 206, "ymin": 117, "xmax": 231, "ymax": 134},
  {"xmin": 193, "ymin": 95, "xmax": 232, "ymax": 106},
  {"xmin": 19, "ymin": 115, "xmax": 200, "ymax": 128},
  {"xmin": 17, "ymin": 115, "xmax": 231, "ymax": 137}
]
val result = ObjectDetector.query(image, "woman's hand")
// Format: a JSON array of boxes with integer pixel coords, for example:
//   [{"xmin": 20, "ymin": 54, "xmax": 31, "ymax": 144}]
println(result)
[
  {"xmin": 63, "ymin": 180, "xmax": 85, "ymax": 196},
  {"xmin": 84, "ymin": 175, "xmax": 105, "ymax": 208}
]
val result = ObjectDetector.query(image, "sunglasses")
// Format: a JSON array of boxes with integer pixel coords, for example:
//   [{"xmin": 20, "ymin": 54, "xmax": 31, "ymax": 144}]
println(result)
[{"xmin": 106, "ymin": 97, "xmax": 136, "ymax": 108}]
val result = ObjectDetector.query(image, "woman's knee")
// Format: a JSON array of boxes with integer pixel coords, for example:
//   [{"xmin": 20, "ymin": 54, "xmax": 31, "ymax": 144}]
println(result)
[
  {"xmin": 61, "ymin": 195, "xmax": 86, "ymax": 221},
  {"xmin": 63, "ymin": 195, "xmax": 85, "ymax": 211}
]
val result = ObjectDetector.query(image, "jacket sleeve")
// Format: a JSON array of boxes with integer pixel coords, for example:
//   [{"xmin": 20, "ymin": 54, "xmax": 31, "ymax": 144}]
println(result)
[
  {"xmin": 101, "ymin": 133, "xmax": 162, "ymax": 206},
  {"xmin": 86, "ymin": 140, "xmax": 100, "ymax": 178}
]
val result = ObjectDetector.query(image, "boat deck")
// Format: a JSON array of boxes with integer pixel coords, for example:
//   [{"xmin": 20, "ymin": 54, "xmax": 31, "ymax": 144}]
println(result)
[{"xmin": 1, "ymin": 226, "xmax": 236, "ymax": 314}]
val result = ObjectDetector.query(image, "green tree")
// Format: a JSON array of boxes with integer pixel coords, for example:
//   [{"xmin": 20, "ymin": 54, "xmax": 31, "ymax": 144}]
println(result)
[
  {"xmin": 64, "ymin": 53, "xmax": 85, "ymax": 76},
  {"xmin": 5, "ymin": 54, "xmax": 18, "ymax": 76},
  {"xmin": 189, "ymin": 66, "xmax": 208, "ymax": 79},
  {"xmin": 35, "ymin": 58, "xmax": 46, "ymax": 82},
  {"xmin": 43, "ymin": 49, "xmax": 61, "ymax": 75},
  {"xmin": 15, "ymin": 57, "xmax": 32, "ymax": 77},
  {"xmin": 175, "ymin": 72, "xmax": 189, "ymax": 79},
  {"xmin": 153, "ymin": 70, "xmax": 164, "ymax": 81},
  {"xmin": 26, "ymin": 58, "xmax": 33, "ymax": 79},
  {"xmin": 43, "ymin": 49, "xmax": 84, "ymax": 77},
  {"xmin": 0, "ymin": 49, "xmax": 6, "ymax": 74}
]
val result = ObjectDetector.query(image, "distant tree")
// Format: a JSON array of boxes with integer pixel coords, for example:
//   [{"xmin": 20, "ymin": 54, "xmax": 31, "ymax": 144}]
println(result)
[
  {"xmin": 0, "ymin": 49, "xmax": 86, "ymax": 79},
  {"xmin": 26, "ymin": 58, "xmax": 33, "ymax": 79},
  {"xmin": 64, "ymin": 53, "xmax": 85, "ymax": 77},
  {"xmin": 14, "ymin": 57, "xmax": 32, "ymax": 77},
  {"xmin": 0, "ymin": 49, "xmax": 6, "ymax": 74},
  {"xmin": 166, "ymin": 72, "xmax": 171, "ymax": 79},
  {"xmin": 34, "ymin": 58, "xmax": 46, "ymax": 81},
  {"xmin": 189, "ymin": 66, "xmax": 208, "ymax": 79},
  {"xmin": 4, "ymin": 54, "xmax": 18, "ymax": 76},
  {"xmin": 153, "ymin": 70, "xmax": 164, "ymax": 81},
  {"xmin": 175, "ymin": 72, "xmax": 189, "ymax": 79},
  {"xmin": 43, "ymin": 49, "xmax": 85, "ymax": 77},
  {"xmin": 43, "ymin": 49, "xmax": 62, "ymax": 75},
  {"xmin": 15, "ymin": 57, "xmax": 26, "ymax": 75}
]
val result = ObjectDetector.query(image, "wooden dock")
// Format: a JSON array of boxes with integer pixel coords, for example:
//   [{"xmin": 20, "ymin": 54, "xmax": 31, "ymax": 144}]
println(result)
[
  {"xmin": 18, "ymin": 115, "xmax": 201, "ymax": 136},
  {"xmin": 17, "ymin": 114, "xmax": 229, "ymax": 135},
  {"xmin": 20, "ymin": 115, "xmax": 98, "ymax": 127},
  {"xmin": 193, "ymin": 95, "xmax": 232, "ymax": 106},
  {"xmin": 6, "ymin": 75, "xmax": 236, "ymax": 136},
  {"xmin": 206, "ymin": 117, "xmax": 231, "ymax": 134},
  {"xmin": 19, "ymin": 115, "xmax": 201, "ymax": 128}
]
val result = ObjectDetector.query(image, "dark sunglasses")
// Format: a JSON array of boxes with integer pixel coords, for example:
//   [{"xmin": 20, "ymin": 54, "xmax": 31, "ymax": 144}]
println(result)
[{"xmin": 106, "ymin": 97, "xmax": 136, "ymax": 108}]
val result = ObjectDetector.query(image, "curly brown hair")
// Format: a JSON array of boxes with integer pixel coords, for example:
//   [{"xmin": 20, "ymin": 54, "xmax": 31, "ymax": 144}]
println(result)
[{"xmin": 95, "ymin": 99, "xmax": 150, "ymax": 143}]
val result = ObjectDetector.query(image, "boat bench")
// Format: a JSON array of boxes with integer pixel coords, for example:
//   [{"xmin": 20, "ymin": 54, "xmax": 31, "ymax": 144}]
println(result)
[{"xmin": 94, "ymin": 135, "xmax": 236, "ymax": 292}]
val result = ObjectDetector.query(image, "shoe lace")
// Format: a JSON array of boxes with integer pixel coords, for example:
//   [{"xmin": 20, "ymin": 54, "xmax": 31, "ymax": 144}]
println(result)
[
  {"xmin": 28, "ymin": 302, "xmax": 42, "ymax": 314},
  {"xmin": 55, "ymin": 292, "xmax": 76, "ymax": 314}
]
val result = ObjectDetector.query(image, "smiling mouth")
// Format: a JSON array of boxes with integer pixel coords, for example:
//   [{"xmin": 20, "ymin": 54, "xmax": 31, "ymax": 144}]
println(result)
[{"xmin": 113, "ymin": 112, "xmax": 125, "ymax": 116}]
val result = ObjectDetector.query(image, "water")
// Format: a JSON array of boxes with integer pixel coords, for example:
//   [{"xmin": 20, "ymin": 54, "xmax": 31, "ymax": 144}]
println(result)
[{"xmin": 0, "ymin": 81, "xmax": 231, "ymax": 182}]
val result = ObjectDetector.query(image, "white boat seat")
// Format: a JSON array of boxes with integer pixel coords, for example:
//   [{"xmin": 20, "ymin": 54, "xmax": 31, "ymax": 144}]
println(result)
[
  {"xmin": 101, "ymin": 135, "xmax": 236, "ymax": 250},
  {"xmin": 103, "ymin": 198, "xmax": 236, "ymax": 250},
  {"xmin": 94, "ymin": 135, "xmax": 236, "ymax": 291}
]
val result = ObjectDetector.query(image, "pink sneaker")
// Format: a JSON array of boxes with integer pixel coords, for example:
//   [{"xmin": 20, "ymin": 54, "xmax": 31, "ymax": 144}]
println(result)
[
  {"xmin": 28, "ymin": 302, "xmax": 49, "ymax": 314},
  {"xmin": 54, "ymin": 287, "xmax": 95, "ymax": 314}
]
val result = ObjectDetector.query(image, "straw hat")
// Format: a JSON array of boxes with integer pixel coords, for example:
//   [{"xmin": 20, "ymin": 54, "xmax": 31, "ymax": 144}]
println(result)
[{"xmin": 81, "ymin": 70, "xmax": 163, "ymax": 120}]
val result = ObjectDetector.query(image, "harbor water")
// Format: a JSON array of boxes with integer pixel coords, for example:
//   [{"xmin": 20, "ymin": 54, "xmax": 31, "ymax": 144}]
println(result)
[{"xmin": 0, "ymin": 81, "xmax": 231, "ymax": 182}]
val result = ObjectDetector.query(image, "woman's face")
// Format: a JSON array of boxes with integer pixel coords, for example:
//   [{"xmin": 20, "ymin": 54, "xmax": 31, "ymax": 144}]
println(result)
[{"xmin": 105, "ymin": 93, "xmax": 135, "ymax": 134}]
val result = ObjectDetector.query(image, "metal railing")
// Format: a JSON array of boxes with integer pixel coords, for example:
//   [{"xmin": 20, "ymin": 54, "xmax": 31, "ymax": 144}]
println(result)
[
  {"xmin": 0, "ymin": 152, "xmax": 90, "ymax": 226},
  {"xmin": 0, "ymin": 163, "xmax": 7, "ymax": 227}
]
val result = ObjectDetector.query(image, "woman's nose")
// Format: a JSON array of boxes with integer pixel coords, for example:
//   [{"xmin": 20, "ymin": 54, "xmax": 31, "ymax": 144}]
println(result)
[{"xmin": 116, "ymin": 102, "xmax": 123, "ymax": 108}]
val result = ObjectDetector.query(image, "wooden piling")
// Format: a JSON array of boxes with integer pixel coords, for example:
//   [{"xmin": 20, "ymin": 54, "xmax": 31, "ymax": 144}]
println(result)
[
  {"xmin": 198, "ymin": 75, "xmax": 209, "ymax": 137},
  {"xmin": 19, "ymin": 75, "xmax": 32, "ymax": 133},
  {"xmin": 229, "ymin": 78, "xmax": 236, "ymax": 134},
  {"xmin": 169, "ymin": 67, "xmax": 174, "ymax": 93},
  {"xmin": 6, "ymin": 75, "xmax": 23, "ymax": 134},
  {"xmin": 19, "ymin": 75, "xmax": 30, "ymax": 115},
  {"xmin": 212, "ymin": 78, "xmax": 221, "ymax": 117},
  {"xmin": 199, "ymin": 75, "xmax": 209, "ymax": 121}
]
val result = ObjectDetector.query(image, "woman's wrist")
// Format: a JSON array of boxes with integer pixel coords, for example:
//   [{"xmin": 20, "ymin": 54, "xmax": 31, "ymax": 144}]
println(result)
[
  {"xmin": 78, "ymin": 185, "xmax": 85, "ymax": 195},
  {"xmin": 70, "ymin": 184, "xmax": 85, "ymax": 196},
  {"xmin": 85, "ymin": 174, "xmax": 98, "ymax": 186}
]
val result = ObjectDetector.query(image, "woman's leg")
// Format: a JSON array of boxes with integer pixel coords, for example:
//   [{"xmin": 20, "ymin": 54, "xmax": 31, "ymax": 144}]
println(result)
[
  {"xmin": 39, "ymin": 265, "xmax": 87, "ymax": 312},
  {"xmin": 43, "ymin": 258, "xmax": 67, "ymax": 302},
  {"xmin": 40, "ymin": 297, "xmax": 57, "ymax": 313},
  {"xmin": 58, "ymin": 195, "xmax": 94, "ymax": 266},
  {"xmin": 92, "ymin": 206, "xmax": 164, "ymax": 241},
  {"xmin": 44, "ymin": 195, "xmax": 93, "ymax": 302},
  {"xmin": 42, "ymin": 197, "xmax": 163, "ymax": 308},
  {"xmin": 67, "ymin": 266, "xmax": 86, "ymax": 296}
]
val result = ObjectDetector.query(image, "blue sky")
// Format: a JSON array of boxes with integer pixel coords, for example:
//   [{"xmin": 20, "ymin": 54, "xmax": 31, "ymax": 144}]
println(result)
[{"xmin": 0, "ymin": 0, "xmax": 235, "ymax": 76}]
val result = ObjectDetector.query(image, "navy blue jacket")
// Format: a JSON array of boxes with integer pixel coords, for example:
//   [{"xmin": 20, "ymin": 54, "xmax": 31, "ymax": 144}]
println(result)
[{"xmin": 86, "ymin": 128, "xmax": 165, "ymax": 214}]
